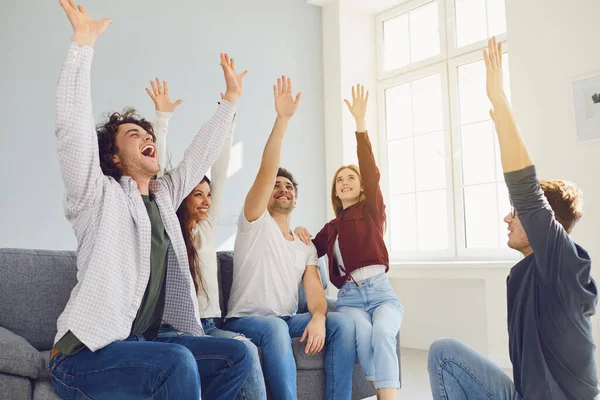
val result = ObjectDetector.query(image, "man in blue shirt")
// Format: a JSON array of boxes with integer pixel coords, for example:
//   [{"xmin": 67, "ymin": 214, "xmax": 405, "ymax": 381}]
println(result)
[{"xmin": 427, "ymin": 37, "xmax": 599, "ymax": 400}]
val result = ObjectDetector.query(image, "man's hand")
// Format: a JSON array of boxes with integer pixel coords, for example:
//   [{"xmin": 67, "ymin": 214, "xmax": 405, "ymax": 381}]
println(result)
[
  {"xmin": 274, "ymin": 76, "xmax": 302, "ymax": 121},
  {"xmin": 59, "ymin": 0, "xmax": 111, "ymax": 48},
  {"xmin": 483, "ymin": 37, "xmax": 507, "ymax": 113},
  {"xmin": 344, "ymin": 84, "xmax": 369, "ymax": 132},
  {"xmin": 294, "ymin": 226, "xmax": 313, "ymax": 245},
  {"xmin": 146, "ymin": 78, "xmax": 182, "ymax": 113},
  {"xmin": 300, "ymin": 313, "xmax": 326, "ymax": 355},
  {"xmin": 220, "ymin": 53, "xmax": 248, "ymax": 105}
]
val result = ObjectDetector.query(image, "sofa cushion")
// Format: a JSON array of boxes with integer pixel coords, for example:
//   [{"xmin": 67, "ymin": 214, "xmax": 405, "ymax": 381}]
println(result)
[
  {"xmin": 33, "ymin": 377, "xmax": 61, "ymax": 400},
  {"xmin": 0, "ymin": 373, "xmax": 32, "ymax": 400},
  {"xmin": 0, "ymin": 249, "xmax": 78, "ymax": 351},
  {"xmin": 0, "ymin": 326, "xmax": 45, "ymax": 379}
]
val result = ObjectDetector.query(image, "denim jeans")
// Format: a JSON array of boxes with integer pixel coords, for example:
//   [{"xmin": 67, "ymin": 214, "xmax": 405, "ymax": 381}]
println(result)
[
  {"xmin": 225, "ymin": 312, "xmax": 356, "ymax": 400},
  {"xmin": 336, "ymin": 273, "xmax": 403, "ymax": 389},
  {"xmin": 428, "ymin": 338, "xmax": 521, "ymax": 400},
  {"xmin": 201, "ymin": 318, "xmax": 267, "ymax": 400},
  {"xmin": 49, "ymin": 326, "xmax": 253, "ymax": 400}
]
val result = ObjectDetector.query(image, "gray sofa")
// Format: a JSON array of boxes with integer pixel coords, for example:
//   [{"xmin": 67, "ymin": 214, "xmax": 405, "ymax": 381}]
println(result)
[{"xmin": 0, "ymin": 248, "xmax": 401, "ymax": 400}]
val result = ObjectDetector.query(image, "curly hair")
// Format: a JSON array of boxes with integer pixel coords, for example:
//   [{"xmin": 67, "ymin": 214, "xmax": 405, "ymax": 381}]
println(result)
[{"xmin": 97, "ymin": 108, "xmax": 155, "ymax": 180}]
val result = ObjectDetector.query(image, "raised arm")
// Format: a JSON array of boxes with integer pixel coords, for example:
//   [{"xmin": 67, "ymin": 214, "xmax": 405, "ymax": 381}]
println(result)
[
  {"xmin": 159, "ymin": 54, "xmax": 246, "ymax": 209},
  {"xmin": 344, "ymin": 84, "xmax": 386, "ymax": 224},
  {"xmin": 484, "ymin": 37, "xmax": 532, "ymax": 173},
  {"xmin": 206, "ymin": 113, "xmax": 235, "ymax": 227},
  {"xmin": 56, "ymin": 0, "xmax": 110, "ymax": 214},
  {"xmin": 145, "ymin": 78, "xmax": 182, "ymax": 177},
  {"xmin": 243, "ymin": 76, "xmax": 302, "ymax": 222}
]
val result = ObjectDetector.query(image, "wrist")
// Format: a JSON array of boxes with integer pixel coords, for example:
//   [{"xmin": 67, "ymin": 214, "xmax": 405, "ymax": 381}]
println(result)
[
  {"xmin": 71, "ymin": 32, "xmax": 97, "ymax": 48},
  {"xmin": 490, "ymin": 93, "xmax": 509, "ymax": 108},
  {"xmin": 223, "ymin": 92, "xmax": 239, "ymax": 105},
  {"xmin": 355, "ymin": 118, "xmax": 367, "ymax": 132},
  {"xmin": 275, "ymin": 115, "xmax": 290, "ymax": 124},
  {"xmin": 312, "ymin": 312, "xmax": 326, "ymax": 322}
]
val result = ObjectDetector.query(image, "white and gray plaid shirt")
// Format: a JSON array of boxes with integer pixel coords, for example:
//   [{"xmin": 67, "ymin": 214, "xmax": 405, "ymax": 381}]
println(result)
[{"xmin": 54, "ymin": 43, "xmax": 235, "ymax": 352}]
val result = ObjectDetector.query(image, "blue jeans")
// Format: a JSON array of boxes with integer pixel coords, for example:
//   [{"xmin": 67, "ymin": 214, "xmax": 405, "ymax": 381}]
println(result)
[
  {"xmin": 49, "ymin": 327, "xmax": 253, "ymax": 400},
  {"xmin": 225, "ymin": 312, "xmax": 356, "ymax": 400},
  {"xmin": 428, "ymin": 338, "xmax": 521, "ymax": 400},
  {"xmin": 336, "ymin": 273, "xmax": 403, "ymax": 389},
  {"xmin": 202, "ymin": 318, "xmax": 267, "ymax": 400}
]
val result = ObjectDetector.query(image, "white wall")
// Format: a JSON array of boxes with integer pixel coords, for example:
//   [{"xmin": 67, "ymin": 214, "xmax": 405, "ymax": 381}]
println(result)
[
  {"xmin": 0, "ymin": 0, "xmax": 326, "ymax": 251},
  {"xmin": 505, "ymin": 0, "xmax": 600, "ymax": 262}
]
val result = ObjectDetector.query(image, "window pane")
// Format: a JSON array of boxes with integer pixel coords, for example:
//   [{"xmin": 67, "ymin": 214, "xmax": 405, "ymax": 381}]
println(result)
[
  {"xmin": 390, "ymin": 194, "xmax": 417, "ymax": 252},
  {"xmin": 464, "ymin": 183, "xmax": 499, "ymax": 248},
  {"xmin": 455, "ymin": 0, "xmax": 487, "ymax": 47},
  {"xmin": 385, "ymin": 83, "xmax": 413, "ymax": 140},
  {"xmin": 387, "ymin": 138, "xmax": 415, "ymax": 194},
  {"xmin": 494, "ymin": 131, "xmax": 504, "ymax": 181},
  {"xmin": 458, "ymin": 59, "xmax": 488, "ymax": 125},
  {"xmin": 412, "ymin": 73, "xmax": 444, "ymax": 134},
  {"xmin": 416, "ymin": 190, "xmax": 449, "ymax": 250},
  {"xmin": 487, "ymin": 0, "xmax": 507, "ymax": 37},
  {"xmin": 409, "ymin": 1, "xmax": 440, "ymax": 63},
  {"xmin": 496, "ymin": 183, "xmax": 510, "ymax": 248},
  {"xmin": 383, "ymin": 14, "xmax": 410, "ymax": 71},
  {"xmin": 461, "ymin": 121, "xmax": 496, "ymax": 185},
  {"xmin": 414, "ymin": 131, "xmax": 447, "ymax": 191}
]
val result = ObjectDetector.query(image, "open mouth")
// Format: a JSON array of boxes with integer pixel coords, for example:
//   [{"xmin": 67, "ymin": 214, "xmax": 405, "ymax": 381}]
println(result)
[
  {"xmin": 275, "ymin": 195, "xmax": 290, "ymax": 201},
  {"xmin": 341, "ymin": 188, "xmax": 352, "ymax": 192},
  {"xmin": 141, "ymin": 145, "xmax": 156, "ymax": 159},
  {"xmin": 197, "ymin": 207, "xmax": 209, "ymax": 214}
]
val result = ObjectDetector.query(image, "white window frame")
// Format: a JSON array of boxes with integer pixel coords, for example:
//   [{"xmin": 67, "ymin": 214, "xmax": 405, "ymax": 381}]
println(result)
[
  {"xmin": 375, "ymin": 0, "xmax": 519, "ymax": 262},
  {"xmin": 377, "ymin": 62, "xmax": 456, "ymax": 261}
]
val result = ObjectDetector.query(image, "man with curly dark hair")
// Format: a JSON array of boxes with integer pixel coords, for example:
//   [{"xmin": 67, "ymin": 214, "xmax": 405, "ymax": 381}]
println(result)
[{"xmin": 49, "ymin": 1, "xmax": 252, "ymax": 399}]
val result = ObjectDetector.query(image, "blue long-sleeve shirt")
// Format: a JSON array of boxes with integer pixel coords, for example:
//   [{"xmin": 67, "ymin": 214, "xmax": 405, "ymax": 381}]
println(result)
[{"xmin": 506, "ymin": 166, "xmax": 598, "ymax": 399}]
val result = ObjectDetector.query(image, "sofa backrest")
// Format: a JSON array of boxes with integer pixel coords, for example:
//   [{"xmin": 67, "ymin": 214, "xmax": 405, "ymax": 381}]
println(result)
[{"xmin": 0, "ymin": 249, "xmax": 78, "ymax": 351}]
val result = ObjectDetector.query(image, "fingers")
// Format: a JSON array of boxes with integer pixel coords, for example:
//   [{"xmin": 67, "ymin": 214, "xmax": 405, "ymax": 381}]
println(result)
[
  {"xmin": 287, "ymin": 77, "xmax": 292, "ymax": 94},
  {"xmin": 273, "ymin": 85, "xmax": 277, "ymax": 99},
  {"xmin": 150, "ymin": 79, "xmax": 158, "ymax": 97},
  {"xmin": 344, "ymin": 99, "xmax": 351, "ymax": 109},
  {"xmin": 145, "ymin": 87, "xmax": 155, "ymax": 100},
  {"xmin": 231, "ymin": 58, "xmax": 236, "ymax": 71},
  {"xmin": 483, "ymin": 49, "xmax": 491, "ymax": 70},
  {"xmin": 352, "ymin": 85, "xmax": 356, "ymax": 100},
  {"xmin": 77, "ymin": 5, "xmax": 86, "ymax": 14},
  {"xmin": 488, "ymin": 38, "xmax": 497, "ymax": 68},
  {"xmin": 300, "ymin": 328, "xmax": 308, "ymax": 343},
  {"xmin": 174, "ymin": 99, "xmax": 183, "ymax": 108},
  {"xmin": 282, "ymin": 75, "xmax": 288, "ymax": 94},
  {"xmin": 240, "ymin": 70, "xmax": 248, "ymax": 79},
  {"xmin": 489, "ymin": 108, "xmax": 496, "ymax": 122},
  {"xmin": 164, "ymin": 80, "xmax": 169, "ymax": 95},
  {"xmin": 221, "ymin": 93, "xmax": 225, "ymax": 100},
  {"xmin": 295, "ymin": 92, "xmax": 302, "ymax": 105},
  {"xmin": 155, "ymin": 78, "xmax": 163, "ymax": 95},
  {"xmin": 497, "ymin": 41, "xmax": 503, "ymax": 66},
  {"xmin": 68, "ymin": 0, "xmax": 76, "ymax": 10},
  {"xmin": 365, "ymin": 90, "xmax": 369, "ymax": 103},
  {"xmin": 317, "ymin": 337, "xmax": 325, "ymax": 353},
  {"xmin": 277, "ymin": 77, "xmax": 282, "ymax": 96},
  {"xmin": 306, "ymin": 336, "xmax": 316, "ymax": 354}
]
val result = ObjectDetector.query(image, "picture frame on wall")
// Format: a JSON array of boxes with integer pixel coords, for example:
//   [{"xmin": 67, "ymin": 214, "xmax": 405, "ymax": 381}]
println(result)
[{"xmin": 572, "ymin": 72, "xmax": 600, "ymax": 143}]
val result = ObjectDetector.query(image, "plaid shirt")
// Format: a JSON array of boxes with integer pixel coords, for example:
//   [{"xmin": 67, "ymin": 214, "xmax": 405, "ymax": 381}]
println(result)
[{"xmin": 54, "ymin": 43, "xmax": 235, "ymax": 351}]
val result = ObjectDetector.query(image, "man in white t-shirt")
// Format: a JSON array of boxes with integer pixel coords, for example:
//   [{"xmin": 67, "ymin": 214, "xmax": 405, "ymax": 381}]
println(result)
[{"xmin": 224, "ymin": 76, "xmax": 356, "ymax": 400}]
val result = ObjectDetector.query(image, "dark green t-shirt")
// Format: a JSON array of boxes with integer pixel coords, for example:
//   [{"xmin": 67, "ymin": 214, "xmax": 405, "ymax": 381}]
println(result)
[{"xmin": 55, "ymin": 194, "xmax": 170, "ymax": 355}]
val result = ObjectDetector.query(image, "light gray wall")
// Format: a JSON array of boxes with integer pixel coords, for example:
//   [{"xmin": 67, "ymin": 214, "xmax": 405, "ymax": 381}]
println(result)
[{"xmin": 0, "ymin": 0, "xmax": 326, "ymax": 250}]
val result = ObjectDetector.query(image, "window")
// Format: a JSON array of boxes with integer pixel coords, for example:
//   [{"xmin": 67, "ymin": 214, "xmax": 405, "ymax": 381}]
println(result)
[{"xmin": 376, "ymin": 0, "xmax": 513, "ymax": 260}]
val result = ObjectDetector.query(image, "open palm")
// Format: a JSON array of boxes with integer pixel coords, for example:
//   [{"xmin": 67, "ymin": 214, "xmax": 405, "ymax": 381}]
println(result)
[
  {"xmin": 274, "ymin": 75, "xmax": 302, "ymax": 119},
  {"xmin": 146, "ymin": 78, "xmax": 182, "ymax": 113},
  {"xmin": 344, "ymin": 84, "xmax": 369, "ymax": 121}
]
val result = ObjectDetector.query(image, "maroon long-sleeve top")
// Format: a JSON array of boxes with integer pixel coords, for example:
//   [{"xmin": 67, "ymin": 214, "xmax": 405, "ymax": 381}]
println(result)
[{"xmin": 313, "ymin": 131, "xmax": 389, "ymax": 289}]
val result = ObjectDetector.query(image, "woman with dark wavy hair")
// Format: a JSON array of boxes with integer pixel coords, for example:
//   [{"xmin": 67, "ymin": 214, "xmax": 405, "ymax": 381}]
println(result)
[{"xmin": 148, "ymin": 77, "xmax": 266, "ymax": 400}]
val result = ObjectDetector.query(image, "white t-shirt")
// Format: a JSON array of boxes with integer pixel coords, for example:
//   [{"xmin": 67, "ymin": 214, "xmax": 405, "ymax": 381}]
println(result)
[{"xmin": 226, "ymin": 209, "xmax": 319, "ymax": 318}]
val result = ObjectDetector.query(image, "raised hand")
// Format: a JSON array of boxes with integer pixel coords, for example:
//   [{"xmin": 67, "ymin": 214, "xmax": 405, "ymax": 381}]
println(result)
[
  {"xmin": 294, "ymin": 226, "xmax": 313, "ymax": 245},
  {"xmin": 220, "ymin": 53, "xmax": 248, "ymax": 105},
  {"xmin": 146, "ymin": 78, "xmax": 182, "ymax": 113},
  {"xmin": 344, "ymin": 84, "xmax": 369, "ymax": 132},
  {"xmin": 59, "ymin": 0, "xmax": 111, "ymax": 47},
  {"xmin": 483, "ymin": 37, "xmax": 506, "ymax": 110},
  {"xmin": 274, "ymin": 76, "xmax": 302, "ymax": 120}
]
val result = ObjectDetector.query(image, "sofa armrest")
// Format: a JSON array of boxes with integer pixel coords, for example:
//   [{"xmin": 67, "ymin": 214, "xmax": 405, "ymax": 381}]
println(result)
[{"xmin": 0, "ymin": 326, "xmax": 45, "ymax": 379}]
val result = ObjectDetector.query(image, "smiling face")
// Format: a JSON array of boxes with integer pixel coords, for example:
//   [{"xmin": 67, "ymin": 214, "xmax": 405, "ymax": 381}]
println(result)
[
  {"xmin": 112, "ymin": 123, "xmax": 160, "ymax": 179},
  {"xmin": 268, "ymin": 176, "xmax": 297, "ymax": 215},
  {"xmin": 183, "ymin": 180, "xmax": 212, "ymax": 224},
  {"xmin": 335, "ymin": 167, "xmax": 362, "ymax": 204}
]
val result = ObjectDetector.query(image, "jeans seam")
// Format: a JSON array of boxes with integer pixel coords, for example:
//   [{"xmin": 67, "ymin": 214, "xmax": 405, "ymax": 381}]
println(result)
[
  {"xmin": 194, "ymin": 355, "xmax": 234, "ymax": 397},
  {"xmin": 439, "ymin": 359, "xmax": 495, "ymax": 400},
  {"xmin": 51, "ymin": 375, "xmax": 94, "ymax": 400}
]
